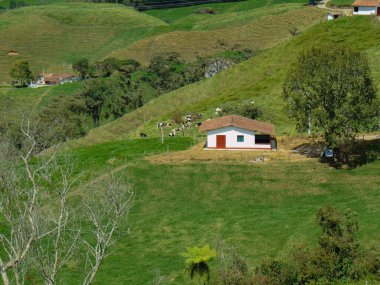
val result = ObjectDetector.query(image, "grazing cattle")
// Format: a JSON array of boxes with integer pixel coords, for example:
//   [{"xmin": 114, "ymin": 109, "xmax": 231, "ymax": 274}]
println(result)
[
  {"xmin": 195, "ymin": 122, "xmax": 202, "ymax": 127},
  {"xmin": 139, "ymin": 132, "xmax": 147, "ymax": 138},
  {"xmin": 157, "ymin": 122, "xmax": 168, "ymax": 129},
  {"xmin": 169, "ymin": 132, "xmax": 176, "ymax": 137},
  {"xmin": 193, "ymin": 113, "xmax": 203, "ymax": 120},
  {"xmin": 175, "ymin": 128, "xmax": 181, "ymax": 132}
]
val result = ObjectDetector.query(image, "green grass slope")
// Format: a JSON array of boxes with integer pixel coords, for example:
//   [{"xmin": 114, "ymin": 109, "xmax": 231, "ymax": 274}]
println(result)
[
  {"xmin": 113, "ymin": 5, "xmax": 323, "ymax": 63},
  {"xmin": 143, "ymin": 0, "xmax": 306, "ymax": 23},
  {"xmin": 68, "ymin": 16, "xmax": 380, "ymax": 148},
  {"xmin": 57, "ymin": 138, "xmax": 380, "ymax": 284},
  {"xmin": 0, "ymin": 3, "xmax": 167, "ymax": 81},
  {"xmin": 0, "ymin": 83, "xmax": 82, "ymax": 129}
]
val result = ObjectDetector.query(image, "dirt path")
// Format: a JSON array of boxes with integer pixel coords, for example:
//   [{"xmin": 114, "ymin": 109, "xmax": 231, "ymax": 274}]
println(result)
[
  {"xmin": 70, "ymin": 163, "xmax": 130, "ymax": 197},
  {"xmin": 34, "ymin": 88, "xmax": 51, "ymax": 109}
]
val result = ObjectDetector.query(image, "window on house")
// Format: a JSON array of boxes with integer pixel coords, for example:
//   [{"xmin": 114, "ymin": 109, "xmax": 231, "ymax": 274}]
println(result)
[
  {"xmin": 255, "ymin": 135, "xmax": 271, "ymax": 144},
  {"xmin": 354, "ymin": 7, "xmax": 358, "ymax": 12},
  {"xmin": 237, "ymin": 135, "xmax": 244, "ymax": 142}
]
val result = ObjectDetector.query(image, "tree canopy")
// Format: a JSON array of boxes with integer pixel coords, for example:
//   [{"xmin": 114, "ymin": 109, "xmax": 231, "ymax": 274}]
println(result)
[
  {"xmin": 9, "ymin": 60, "xmax": 33, "ymax": 87},
  {"xmin": 283, "ymin": 46, "xmax": 379, "ymax": 147}
]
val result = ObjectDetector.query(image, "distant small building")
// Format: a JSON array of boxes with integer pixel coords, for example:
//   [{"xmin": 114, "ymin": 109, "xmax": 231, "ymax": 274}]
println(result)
[
  {"xmin": 352, "ymin": 0, "xmax": 380, "ymax": 15},
  {"xmin": 30, "ymin": 73, "xmax": 80, "ymax": 88},
  {"xmin": 199, "ymin": 115, "xmax": 276, "ymax": 150},
  {"xmin": 42, "ymin": 73, "xmax": 78, "ymax": 85},
  {"xmin": 327, "ymin": 12, "xmax": 343, "ymax": 20}
]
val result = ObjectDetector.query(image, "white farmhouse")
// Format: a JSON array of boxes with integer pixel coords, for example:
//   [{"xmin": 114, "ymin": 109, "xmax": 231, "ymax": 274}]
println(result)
[
  {"xmin": 352, "ymin": 0, "xmax": 380, "ymax": 15},
  {"xmin": 199, "ymin": 115, "xmax": 276, "ymax": 150}
]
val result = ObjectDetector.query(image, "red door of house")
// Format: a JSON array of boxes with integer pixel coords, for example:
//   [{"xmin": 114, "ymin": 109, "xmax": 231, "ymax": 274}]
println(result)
[
  {"xmin": 216, "ymin": 135, "xmax": 226, "ymax": 149},
  {"xmin": 377, "ymin": 7, "xmax": 380, "ymax": 16}
]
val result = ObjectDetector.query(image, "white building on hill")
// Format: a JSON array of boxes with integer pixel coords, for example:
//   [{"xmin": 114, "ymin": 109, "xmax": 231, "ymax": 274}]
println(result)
[
  {"xmin": 352, "ymin": 0, "xmax": 380, "ymax": 15},
  {"xmin": 199, "ymin": 115, "xmax": 276, "ymax": 150}
]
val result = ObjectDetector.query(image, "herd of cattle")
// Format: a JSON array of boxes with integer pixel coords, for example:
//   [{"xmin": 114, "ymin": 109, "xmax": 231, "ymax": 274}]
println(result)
[{"xmin": 139, "ymin": 113, "xmax": 203, "ymax": 138}]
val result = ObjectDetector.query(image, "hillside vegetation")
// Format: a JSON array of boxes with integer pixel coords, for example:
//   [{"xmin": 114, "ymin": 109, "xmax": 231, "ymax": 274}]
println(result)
[
  {"xmin": 0, "ymin": 0, "xmax": 314, "ymax": 82},
  {"xmin": 113, "ymin": 6, "xmax": 323, "ymax": 63},
  {"xmin": 0, "ymin": 3, "xmax": 167, "ymax": 81},
  {"xmin": 67, "ymin": 16, "xmax": 380, "ymax": 148}
]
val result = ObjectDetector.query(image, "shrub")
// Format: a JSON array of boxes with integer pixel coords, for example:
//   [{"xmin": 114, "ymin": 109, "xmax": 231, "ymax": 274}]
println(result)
[
  {"xmin": 193, "ymin": 7, "xmax": 216, "ymax": 14},
  {"xmin": 217, "ymin": 102, "xmax": 262, "ymax": 120},
  {"xmin": 181, "ymin": 245, "xmax": 216, "ymax": 284},
  {"xmin": 256, "ymin": 259, "xmax": 299, "ymax": 285}
]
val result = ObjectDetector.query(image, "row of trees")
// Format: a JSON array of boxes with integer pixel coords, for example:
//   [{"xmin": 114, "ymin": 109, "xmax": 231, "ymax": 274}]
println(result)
[
  {"xmin": 181, "ymin": 207, "xmax": 380, "ymax": 285},
  {"xmin": 5, "ymin": 49, "xmax": 252, "ymax": 151}
]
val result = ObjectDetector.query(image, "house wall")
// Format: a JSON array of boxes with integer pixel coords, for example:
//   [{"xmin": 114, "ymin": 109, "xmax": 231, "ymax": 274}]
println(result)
[
  {"xmin": 206, "ymin": 126, "xmax": 271, "ymax": 149},
  {"xmin": 353, "ymin": 6, "xmax": 377, "ymax": 15}
]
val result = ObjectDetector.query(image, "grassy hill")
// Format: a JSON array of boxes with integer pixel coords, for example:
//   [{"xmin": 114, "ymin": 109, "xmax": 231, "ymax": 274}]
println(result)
[
  {"xmin": 0, "ymin": 83, "xmax": 82, "ymax": 129},
  {"xmin": 66, "ymin": 15, "xmax": 380, "ymax": 148},
  {"xmin": 0, "ymin": 0, "xmax": 313, "ymax": 82},
  {"xmin": 112, "ymin": 5, "xmax": 323, "ymax": 63},
  {"xmin": 0, "ymin": 3, "xmax": 168, "ymax": 81},
  {"xmin": 0, "ymin": 0, "xmax": 65, "ymax": 10},
  {"xmin": 47, "ymin": 137, "xmax": 380, "ymax": 284},
  {"xmin": 1, "ymin": 2, "xmax": 380, "ymax": 284}
]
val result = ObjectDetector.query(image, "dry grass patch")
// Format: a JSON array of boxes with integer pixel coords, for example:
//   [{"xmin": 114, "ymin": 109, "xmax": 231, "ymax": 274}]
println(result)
[
  {"xmin": 146, "ymin": 135, "xmax": 312, "ymax": 164},
  {"xmin": 112, "ymin": 7, "xmax": 324, "ymax": 64}
]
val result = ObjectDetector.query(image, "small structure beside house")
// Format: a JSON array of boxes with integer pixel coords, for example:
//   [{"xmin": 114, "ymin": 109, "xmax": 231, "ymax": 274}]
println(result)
[
  {"xmin": 30, "ymin": 73, "xmax": 80, "ymax": 88},
  {"xmin": 352, "ymin": 0, "xmax": 380, "ymax": 15},
  {"xmin": 199, "ymin": 115, "xmax": 276, "ymax": 150},
  {"xmin": 327, "ymin": 12, "xmax": 343, "ymax": 20}
]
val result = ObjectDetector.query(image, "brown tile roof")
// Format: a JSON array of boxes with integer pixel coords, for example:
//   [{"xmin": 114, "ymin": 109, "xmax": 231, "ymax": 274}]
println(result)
[
  {"xmin": 199, "ymin": 115, "xmax": 275, "ymax": 135},
  {"xmin": 43, "ymin": 73, "xmax": 74, "ymax": 83},
  {"xmin": 352, "ymin": 0, "xmax": 380, "ymax": 6}
]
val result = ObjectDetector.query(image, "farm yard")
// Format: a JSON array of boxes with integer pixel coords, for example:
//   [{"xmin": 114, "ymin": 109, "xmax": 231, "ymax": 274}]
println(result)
[{"xmin": 1, "ymin": 0, "xmax": 380, "ymax": 283}]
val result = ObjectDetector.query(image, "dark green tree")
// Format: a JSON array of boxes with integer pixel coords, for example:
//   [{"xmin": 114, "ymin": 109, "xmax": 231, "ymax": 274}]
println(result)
[
  {"xmin": 72, "ymin": 58, "xmax": 90, "ymax": 80},
  {"xmin": 147, "ymin": 52, "xmax": 185, "ymax": 92},
  {"xmin": 36, "ymin": 95, "xmax": 86, "ymax": 148},
  {"xmin": 283, "ymin": 46, "xmax": 379, "ymax": 147},
  {"xmin": 79, "ymin": 79, "xmax": 108, "ymax": 127},
  {"xmin": 9, "ymin": 60, "xmax": 33, "ymax": 87},
  {"xmin": 8, "ymin": 0, "xmax": 17, "ymax": 9}
]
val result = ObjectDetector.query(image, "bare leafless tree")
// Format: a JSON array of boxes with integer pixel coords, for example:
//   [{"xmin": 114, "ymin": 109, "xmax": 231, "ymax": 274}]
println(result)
[
  {"xmin": 0, "ymin": 121, "xmax": 134, "ymax": 285},
  {"xmin": 82, "ymin": 174, "xmax": 133, "ymax": 285}
]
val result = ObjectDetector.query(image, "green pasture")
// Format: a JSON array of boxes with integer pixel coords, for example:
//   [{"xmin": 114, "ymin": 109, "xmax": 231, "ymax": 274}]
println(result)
[{"xmin": 51, "ymin": 137, "xmax": 380, "ymax": 284}]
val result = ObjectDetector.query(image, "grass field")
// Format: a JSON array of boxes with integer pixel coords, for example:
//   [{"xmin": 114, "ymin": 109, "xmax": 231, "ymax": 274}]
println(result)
[
  {"xmin": 0, "ymin": 3, "xmax": 167, "ymax": 81},
  {"xmin": 113, "ymin": 6, "xmax": 323, "ymax": 63},
  {"xmin": 143, "ymin": 0, "xmax": 306, "ymax": 23},
  {"xmin": 0, "ymin": 0, "xmax": 65, "ymax": 10},
  {"xmin": 66, "ymin": 16, "xmax": 380, "ymax": 149},
  {"xmin": 0, "ymin": 83, "xmax": 83, "ymax": 129},
  {"xmin": 0, "ymin": 0, "xmax": 313, "ymax": 82},
  {"xmin": 52, "ymin": 137, "xmax": 380, "ymax": 284},
  {"xmin": 328, "ymin": 0, "xmax": 353, "ymax": 7}
]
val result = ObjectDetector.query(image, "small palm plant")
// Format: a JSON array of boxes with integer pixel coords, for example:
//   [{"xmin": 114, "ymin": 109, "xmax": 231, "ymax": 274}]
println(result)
[{"xmin": 181, "ymin": 245, "xmax": 216, "ymax": 285}]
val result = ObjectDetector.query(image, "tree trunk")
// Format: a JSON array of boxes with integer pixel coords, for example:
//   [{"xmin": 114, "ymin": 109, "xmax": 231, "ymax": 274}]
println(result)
[{"xmin": 1, "ymin": 269, "xmax": 10, "ymax": 285}]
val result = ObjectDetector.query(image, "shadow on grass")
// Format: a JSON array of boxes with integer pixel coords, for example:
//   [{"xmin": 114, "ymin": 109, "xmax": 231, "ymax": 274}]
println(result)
[{"xmin": 293, "ymin": 139, "xmax": 380, "ymax": 169}]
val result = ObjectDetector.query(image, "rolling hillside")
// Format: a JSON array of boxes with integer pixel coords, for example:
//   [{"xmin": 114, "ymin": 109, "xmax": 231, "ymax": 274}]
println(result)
[
  {"xmin": 67, "ymin": 15, "xmax": 380, "ymax": 148},
  {"xmin": 0, "ymin": 3, "xmax": 167, "ymax": 81},
  {"xmin": 112, "ymin": 5, "xmax": 323, "ymax": 63},
  {"xmin": 0, "ymin": 0, "xmax": 312, "ymax": 82},
  {"xmin": 1, "ymin": 1, "xmax": 380, "ymax": 284}
]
